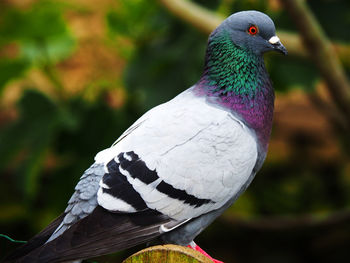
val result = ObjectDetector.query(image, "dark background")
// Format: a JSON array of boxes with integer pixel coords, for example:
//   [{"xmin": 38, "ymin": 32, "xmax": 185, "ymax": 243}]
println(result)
[{"xmin": 1, "ymin": 0, "xmax": 350, "ymax": 262}]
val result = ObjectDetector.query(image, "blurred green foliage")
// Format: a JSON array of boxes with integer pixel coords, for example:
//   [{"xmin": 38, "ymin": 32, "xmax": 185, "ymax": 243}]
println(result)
[
  {"xmin": 106, "ymin": 0, "xmax": 208, "ymax": 108},
  {"xmin": 0, "ymin": 0, "xmax": 350, "ymax": 262},
  {"xmin": 0, "ymin": 59, "xmax": 28, "ymax": 90},
  {"xmin": 0, "ymin": 3, "xmax": 75, "ymax": 64},
  {"xmin": 0, "ymin": 1, "xmax": 75, "ymax": 94}
]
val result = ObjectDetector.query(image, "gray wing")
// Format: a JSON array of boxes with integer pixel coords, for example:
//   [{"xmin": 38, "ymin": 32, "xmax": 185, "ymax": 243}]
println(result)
[
  {"xmin": 3, "ymin": 162, "xmax": 173, "ymax": 263},
  {"xmin": 47, "ymin": 163, "xmax": 105, "ymax": 241}
]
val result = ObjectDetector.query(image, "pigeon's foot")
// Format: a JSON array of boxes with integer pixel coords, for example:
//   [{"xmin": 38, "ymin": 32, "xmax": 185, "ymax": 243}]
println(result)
[{"xmin": 187, "ymin": 241, "xmax": 224, "ymax": 263}]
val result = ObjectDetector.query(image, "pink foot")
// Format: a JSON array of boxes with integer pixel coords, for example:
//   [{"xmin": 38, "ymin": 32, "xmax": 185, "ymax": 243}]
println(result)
[{"xmin": 187, "ymin": 242, "xmax": 224, "ymax": 263}]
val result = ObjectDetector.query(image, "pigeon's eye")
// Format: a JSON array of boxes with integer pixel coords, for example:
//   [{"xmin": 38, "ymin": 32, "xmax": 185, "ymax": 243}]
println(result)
[{"xmin": 247, "ymin": 25, "xmax": 258, "ymax": 35}]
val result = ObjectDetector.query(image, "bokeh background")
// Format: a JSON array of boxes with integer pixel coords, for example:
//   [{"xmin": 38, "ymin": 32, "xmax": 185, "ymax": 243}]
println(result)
[{"xmin": 1, "ymin": 0, "xmax": 350, "ymax": 262}]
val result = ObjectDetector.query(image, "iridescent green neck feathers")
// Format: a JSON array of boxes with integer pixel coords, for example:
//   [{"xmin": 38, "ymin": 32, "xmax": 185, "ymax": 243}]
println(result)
[
  {"xmin": 201, "ymin": 30, "xmax": 268, "ymax": 97},
  {"xmin": 196, "ymin": 29, "xmax": 275, "ymax": 151}
]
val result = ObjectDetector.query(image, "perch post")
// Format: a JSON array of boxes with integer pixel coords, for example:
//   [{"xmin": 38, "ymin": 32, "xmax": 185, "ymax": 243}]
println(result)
[{"xmin": 123, "ymin": 244, "xmax": 214, "ymax": 263}]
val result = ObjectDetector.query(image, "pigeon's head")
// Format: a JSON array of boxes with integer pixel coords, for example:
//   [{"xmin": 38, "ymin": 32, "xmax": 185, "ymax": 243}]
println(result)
[{"xmin": 212, "ymin": 10, "xmax": 287, "ymax": 56}]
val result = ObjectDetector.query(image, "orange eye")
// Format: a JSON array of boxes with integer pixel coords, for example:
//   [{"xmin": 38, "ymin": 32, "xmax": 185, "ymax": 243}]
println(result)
[{"xmin": 247, "ymin": 25, "xmax": 258, "ymax": 35}]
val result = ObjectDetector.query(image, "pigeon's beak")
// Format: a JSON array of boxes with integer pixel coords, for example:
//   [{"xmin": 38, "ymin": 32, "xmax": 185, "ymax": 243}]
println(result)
[{"xmin": 269, "ymin": 36, "xmax": 287, "ymax": 55}]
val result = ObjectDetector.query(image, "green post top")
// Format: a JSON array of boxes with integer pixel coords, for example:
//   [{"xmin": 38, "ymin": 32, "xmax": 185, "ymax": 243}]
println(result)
[{"xmin": 122, "ymin": 244, "xmax": 214, "ymax": 263}]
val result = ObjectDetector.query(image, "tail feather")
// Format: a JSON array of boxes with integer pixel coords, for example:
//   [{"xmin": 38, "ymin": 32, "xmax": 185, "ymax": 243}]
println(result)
[
  {"xmin": 3, "ymin": 214, "xmax": 65, "ymax": 262},
  {"xmin": 4, "ymin": 207, "xmax": 171, "ymax": 263}
]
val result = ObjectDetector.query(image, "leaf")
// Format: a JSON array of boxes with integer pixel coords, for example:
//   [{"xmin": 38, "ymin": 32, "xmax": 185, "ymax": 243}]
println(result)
[
  {"xmin": 0, "ymin": 90, "xmax": 61, "ymax": 199},
  {"xmin": 0, "ymin": 58, "xmax": 29, "ymax": 91},
  {"xmin": 106, "ymin": 0, "xmax": 162, "ymax": 41},
  {"xmin": 0, "ymin": 1, "xmax": 75, "ymax": 66},
  {"xmin": 0, "ymin": 3, "xmax": 68, "ymax": 41},
  {"xmin": 20, "ymin": 35, "xmax": 75, "ymax": 66}
]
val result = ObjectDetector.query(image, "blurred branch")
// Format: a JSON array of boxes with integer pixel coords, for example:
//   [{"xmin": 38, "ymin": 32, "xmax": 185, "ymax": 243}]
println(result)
[
  {"xmin": 280, "ymin": 0, "xmax": 350, "ymax": 123},
  {"xmin": 307, "ymin": 90, "xmax": 350, "ymax": 133},
  {"xmin": 158, "ymin": 0, "xmax": 350, "ymax": 69},
  {"xmin": 220, "ymin": 209, "xmax": 350, "ymax": 231},
  {"xmin": 159, "ymin": 0, "xmax": 223, "ymax": 34}
]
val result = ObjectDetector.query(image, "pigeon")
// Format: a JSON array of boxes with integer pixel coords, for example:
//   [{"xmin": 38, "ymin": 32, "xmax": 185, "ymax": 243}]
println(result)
[{"xmin": 4, "ymin": 10, "xmax": 286, "ymax": 263}]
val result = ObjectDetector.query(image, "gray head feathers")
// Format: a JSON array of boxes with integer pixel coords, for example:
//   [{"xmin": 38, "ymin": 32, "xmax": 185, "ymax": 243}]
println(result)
[{"xmin": 213, "ymin": 10, "xmax": 287, "ymax": 55}]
